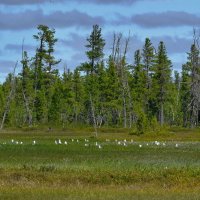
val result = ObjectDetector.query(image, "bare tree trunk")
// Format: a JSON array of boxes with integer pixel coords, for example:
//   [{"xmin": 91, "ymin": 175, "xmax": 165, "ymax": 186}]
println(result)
[
  {"xmin": 127, "ymin": 85, "xmax": 133, "ymax": 128},
  {"xmin": 0, "ymin": 62, "xmax": 18, "ymax": 130},
  {"xmin": 89, "ymin": 93, "xmax": 98, "ymax": 137},
  {"xmin": 121, "ymin": 36, "xmax": 130, "ymax": 128},
  {"xmin": 160, "ymin": 103, "xmax": 164, "ymax": 126},
  {"xmin": 122, "ymin": 89, "xmax": 127, "ymax": 128},
  {"xmin": 21, "ymin": 40, "xmax": 33, "ymax": 127},
  {"xmin": 111, "ymin": 33, "xmax": 132, "ymax": 128},
  {"xmin": 22, "ymin": 89, "xmax": 32, "ymax": 126}
]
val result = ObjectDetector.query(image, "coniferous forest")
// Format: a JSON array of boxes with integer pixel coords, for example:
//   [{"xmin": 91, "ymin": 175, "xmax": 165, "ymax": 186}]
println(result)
[{"xmin": 0, "ymin": 24, "xmax": 199, "ymax": 132}]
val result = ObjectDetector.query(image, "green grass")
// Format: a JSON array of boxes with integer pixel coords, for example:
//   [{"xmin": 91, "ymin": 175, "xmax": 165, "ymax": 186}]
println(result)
[{"xmin": 0, "ymin": 128, "xmax": 199, "ymax": 199}]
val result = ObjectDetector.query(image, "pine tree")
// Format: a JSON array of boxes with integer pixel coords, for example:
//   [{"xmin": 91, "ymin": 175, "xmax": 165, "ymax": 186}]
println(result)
[
  {"xmin": 171, "ymin": 71, "xmax": 182, "ymax": 125},
  {"xmin": 132, "ymin": 50, "xmax": 145, "ymax": 104},
  {"xmin": 104, "ymin": 56, "xmax": 121, "ymax": 126},
  {"xmin": 61, "ymin": 69, "xmax": 75, "ymax": 125},
  {"xmin": 142, "ymin": 38, "xmax": 155, "ymax": 116},
  {"xmin": 48, "ymin": 81, "xmax": 62, "ymax": 124},
  {"xmin": 72, "ymin": 69, "xmax": 85, "ymax": 124},
  {"xmin": 153, "ymin": 41, "xmax": 172, "ymax": 125},
  {"xmin": 180, "ymin": 63, "xmax": 191, "ymax": 127},
  {"xmin": 33, "ymin": 25, "xmax": 60, "ymax": 124},
  {"xmin": 33, "ymin": 25, "xmax": 60, "ymax": 89},
  {"xmin": 86, "ymin": 24, "xmax": 105, "ymax": 74},
  {"xmin": 188, "ymin": 44, "xmax": 200, "ymax": 127}
]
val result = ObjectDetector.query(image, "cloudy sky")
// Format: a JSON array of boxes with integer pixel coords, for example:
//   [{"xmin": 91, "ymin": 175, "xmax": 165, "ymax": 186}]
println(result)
[{"xmin": 0, "ymin": 0, "xmax": 199, "ymax": 81}]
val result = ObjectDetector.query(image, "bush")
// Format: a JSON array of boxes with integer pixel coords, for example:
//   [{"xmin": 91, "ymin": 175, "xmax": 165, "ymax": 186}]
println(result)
[
  {"xmin": 136, "ymin": 111, "xmax": 148, "ymax": 134},
  {"xmin": 150, "ymin": 116, "xmax": 160, "ymax": 132}
]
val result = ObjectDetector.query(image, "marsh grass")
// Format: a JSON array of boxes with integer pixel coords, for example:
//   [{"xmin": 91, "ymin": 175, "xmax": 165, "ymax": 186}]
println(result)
[{"xmin": 0, "ymin": 128, "xmax": 199, "ymax": 199}]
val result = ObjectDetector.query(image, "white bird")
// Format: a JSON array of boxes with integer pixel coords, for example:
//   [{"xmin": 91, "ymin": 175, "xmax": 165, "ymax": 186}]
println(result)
[
  {"xmin": 139, "ymin": 144, "xmax": 142, "ymax": 148},
  {"xmin": 118, "ymin": 141, "xmax": 121, "ymax": 145},
  {"xmin": 98, "ymin": 145, "xmax": 102, "ymax": 149},
  {"xmin": 64, "ymin": 141, "xmax": 68, "ymax": 145},
  {"xmin": 72, "ymin": 139, "xmax": 74, "ymax": 142},
  {"xmin": 155, "ymin": 141, "xmax": 160, "ymax": 146},
  {"xmin": 11, "ymin": 139, "xmax": 14, "ymax": 143},
  {"xmin": 55, "ymin": 140, "xmax": 58, "ymax": 145},
  {"xmin": 20, "ymin": 142, "xmax": 23, "ymax": 145},
  {"xmin": 95, "ymin": 142, "xmax": 98, "ymax": 146},
  {"xmin": 32, "ymin": 140, "xmax": 36, "ymax": 145},
  {"xmin": 85, "ymin": 143, "xmax": 89, "ymax": 147},
  {"xmin": 175, "ymin": 143, "xmax": 179, "ymax": 148},
  {"xmin": 58, "ymin": 139, "xmax": 62, "ymax": 144},
  {"xmin": 15, "ymin": 141, "xmax": 19, "ymax": 145}
]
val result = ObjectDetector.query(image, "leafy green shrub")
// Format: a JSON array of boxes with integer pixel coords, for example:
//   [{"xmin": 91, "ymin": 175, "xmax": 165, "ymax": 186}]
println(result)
[
  {"xmin": 130, "ymin": 111, "xmax": 148, "ymax": 135},
  {"xmin": 150, "ymin": 116, "xmax": 160, "ymax": 132}
]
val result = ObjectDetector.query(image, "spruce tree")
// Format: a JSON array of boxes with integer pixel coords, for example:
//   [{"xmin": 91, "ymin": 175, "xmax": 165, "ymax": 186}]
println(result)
[
  {"xmin": 180, "ymin": 63, "xmax": 191, "ymax": 127},
  {"xmin": 132, "ymin": 50, "xmax": 145, "ymax": 104},
  {"xmin": 104, "ymin": 56, "xmax": 121, "ymax": 126},
  {"xmin": 33, "ymin": 25, "xmax": 60, "ymax": 124},
  {"xmin": 153, "ymin": 41, "xmax": 172, "ymax": 125},
  {"xmin": 142, "ymin": 38, "xmax": 155, "ymax": 116},
  {"xmin": 72, "ymin": 69, "xmax": 85, "ymax": 124},
  {"xmin": 188, "ymin": 44, "xmax": 200, "ymax": 127},
  {"xmin": 86, "ymin": 24, "xmax": 105, "ymax": 74}
]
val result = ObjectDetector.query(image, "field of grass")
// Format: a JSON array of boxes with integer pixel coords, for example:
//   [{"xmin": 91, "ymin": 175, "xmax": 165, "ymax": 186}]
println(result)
[{"xmin": 0, "ymin": 128, "xmax": 199, "ymax": 199}]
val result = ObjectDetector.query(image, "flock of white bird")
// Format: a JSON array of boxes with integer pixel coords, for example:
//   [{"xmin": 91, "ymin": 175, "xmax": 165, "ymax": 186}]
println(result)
[
  {"xmin": 54, "ymin": 138, "xmax": 103, "ymax": 149},
  {"xmin": 0, "ymin": 138, "xmax": 180, "ymax": 149}
]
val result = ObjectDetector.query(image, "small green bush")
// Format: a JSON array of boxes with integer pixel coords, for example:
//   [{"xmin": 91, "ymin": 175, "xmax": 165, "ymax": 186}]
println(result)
[{"xmin": 137, "ymin": 111, "xmax": 148, "ymax": 134}]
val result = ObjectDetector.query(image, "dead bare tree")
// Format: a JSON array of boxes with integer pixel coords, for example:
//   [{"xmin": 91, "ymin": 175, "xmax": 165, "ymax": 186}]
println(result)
[
  {"xmin": 111, "ymin": 33, "xmax": 133, "ymax": 128},
  {"xmin": 21, "ymin": 40, "xmax": 33, "ymax": 126},
  {"xmin": 22, "ymin": 90, "xmax": 33, "ymax": 126}
]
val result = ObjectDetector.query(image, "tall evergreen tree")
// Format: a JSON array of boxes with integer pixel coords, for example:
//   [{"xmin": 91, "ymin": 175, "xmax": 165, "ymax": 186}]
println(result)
[
  {"xmin": 180, "ymin": 63, "xmax": 191, "ymax": 127},
  {"xmin": 72, "ymin": 69, "xmax": 85, "ymax": 124},
  {"xmin": 33, "ymin": 25, "xmax": 60, "ymax": 124},
  {"xmin": 188, "ymin": 44, "xmax": 200, "ymax": 127},
  {"xmin": 153, "ymin": 41, "xmax": 172, "ymax": 125},
  {"xmin": 142, "ymin": 38, "xmax": 155, "ymax": 115},
  {"xmin": 85, "ymin": 24, "xmax": 105, "ymax": 74},
  {"xmin": 132, "ymin": 50, "xmax": 145, "ymax": 104},
  {"xmin": 104, "ymin": 56, "xmax": 121, "ymax": 126}
]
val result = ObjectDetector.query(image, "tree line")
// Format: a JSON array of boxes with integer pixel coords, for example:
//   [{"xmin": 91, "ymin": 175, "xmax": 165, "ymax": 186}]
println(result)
[{"xmin": 0, "ymin": 24, "xmax": 199, "ymax": 132}]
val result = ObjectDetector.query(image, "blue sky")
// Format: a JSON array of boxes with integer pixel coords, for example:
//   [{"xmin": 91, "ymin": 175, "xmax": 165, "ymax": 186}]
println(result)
[{"xmin": 0, "ymin": 0, "xmax": 199, "ymax": 82}]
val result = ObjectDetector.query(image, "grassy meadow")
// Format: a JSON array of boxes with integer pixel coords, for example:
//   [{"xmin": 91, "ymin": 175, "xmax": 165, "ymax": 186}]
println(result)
[{"xmin": 0, "ymin": 127, "xmax": 199, "ymax": 199}]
